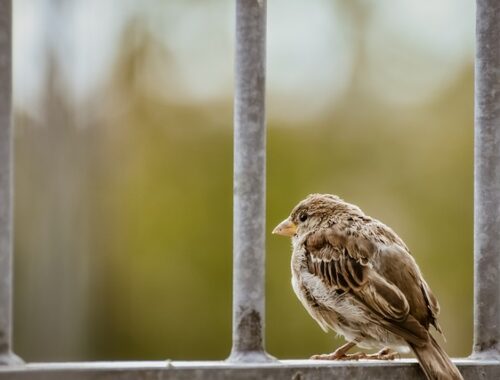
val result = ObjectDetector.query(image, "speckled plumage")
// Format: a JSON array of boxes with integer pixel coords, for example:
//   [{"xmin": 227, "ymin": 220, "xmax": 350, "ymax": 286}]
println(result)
[{"xmin": 273, "ymin": 194, "xmax": 463, "ymax": 380}]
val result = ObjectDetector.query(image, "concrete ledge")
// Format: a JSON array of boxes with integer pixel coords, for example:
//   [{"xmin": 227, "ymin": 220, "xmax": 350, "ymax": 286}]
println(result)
[{"xmin": 0, "ymin": 359, "xmax": 499, "ymax": 380}]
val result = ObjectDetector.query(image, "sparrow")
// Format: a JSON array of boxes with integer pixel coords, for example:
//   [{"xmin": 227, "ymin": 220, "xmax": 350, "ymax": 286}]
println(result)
[{"xmin": 273, "ymin": 194, "xmax": 463, "ymax": 380}]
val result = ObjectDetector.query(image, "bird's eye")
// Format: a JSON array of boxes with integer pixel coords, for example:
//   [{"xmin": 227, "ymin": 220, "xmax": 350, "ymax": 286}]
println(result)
[{"xmin": 299, "ymin": 212, "xmax": 308, "ymax": 222}]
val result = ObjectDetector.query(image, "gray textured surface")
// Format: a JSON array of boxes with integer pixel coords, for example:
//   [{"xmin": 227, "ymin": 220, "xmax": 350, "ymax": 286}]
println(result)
[
  {"xmin": 229, "ymin": 0, "xmax": 273, "ymax": 363},
  {"xmin": 0, "ymin": 0, "xmax": 21, "ymax": 366},
  {"xmin": 0, "ymin": 360, "xmax": 498, "ymax": 380},
  {"xmin": 473, "ymin": 0, "xmax": 500, "ymax": 360}
]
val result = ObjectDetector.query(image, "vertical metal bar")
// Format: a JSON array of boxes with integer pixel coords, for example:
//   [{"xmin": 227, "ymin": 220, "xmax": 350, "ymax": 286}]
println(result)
[
  {"xmin": 0, "ymin": 0, "xmax": 21, "ymax": 366},
  {"xmin": 473, "ymin": 0, "xmax": 500, "ymax": 360},
  {"xmin": 228, "ymin": 0, "xmax": 273, "ymax": 363}
]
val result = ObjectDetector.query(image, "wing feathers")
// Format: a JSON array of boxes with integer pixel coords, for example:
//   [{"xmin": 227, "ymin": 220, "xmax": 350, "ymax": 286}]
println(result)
[
  {"xmin": 358, "ymin": 274, "xmax": 410, "ymax": 322},
  {"xmin": 306, "ymin": 229, "xmax": 370, "ymax": 292},
  {"xmin": 304, "ymin": 227, "xmax": 428, "ymax": 344}
]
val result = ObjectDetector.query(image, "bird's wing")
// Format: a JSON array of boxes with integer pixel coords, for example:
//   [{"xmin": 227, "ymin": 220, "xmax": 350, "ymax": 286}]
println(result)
[
  {"xmin": 375, "ymin": 243, "xmax": 442, "ymax": 334},
  {"xmin": 304, "ymin": 226, "xmax": 430, "ymax": 346},
  {"xmin": 305, "ymin": 227, "xmax": 372, "ymax": 292},
  {"xmin": 421, "ymin": 278, "xmax": 442, "ymax": 333}
]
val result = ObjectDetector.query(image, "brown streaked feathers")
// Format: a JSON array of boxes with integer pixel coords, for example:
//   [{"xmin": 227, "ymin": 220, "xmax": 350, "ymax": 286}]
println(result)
[{"xmin": 273, "ymin": 193, "xmax": 462, "ymax": 380}]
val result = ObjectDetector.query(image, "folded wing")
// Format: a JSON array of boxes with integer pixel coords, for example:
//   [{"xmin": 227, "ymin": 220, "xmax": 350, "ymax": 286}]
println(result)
[{"xmin": 304, "ymin": 225, "xmax": 433, "ymax": 347}]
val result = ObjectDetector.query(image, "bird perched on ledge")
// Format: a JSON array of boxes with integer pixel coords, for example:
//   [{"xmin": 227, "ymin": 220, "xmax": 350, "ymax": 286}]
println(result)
[{"xmin": 273, "ymin": 194, "xmax": 463, "ymax": 380}]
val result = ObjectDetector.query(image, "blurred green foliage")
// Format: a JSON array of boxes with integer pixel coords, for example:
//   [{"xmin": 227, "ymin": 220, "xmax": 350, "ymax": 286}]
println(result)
[{"xmin": 12, "ymin": 6, "xmax": 473, "ymax": 362}]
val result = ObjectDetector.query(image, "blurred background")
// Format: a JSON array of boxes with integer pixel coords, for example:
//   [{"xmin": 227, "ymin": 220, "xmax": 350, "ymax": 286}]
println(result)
[{"xmin": 12, "ymin": 0, "xmax": 474, "ymax": 361}]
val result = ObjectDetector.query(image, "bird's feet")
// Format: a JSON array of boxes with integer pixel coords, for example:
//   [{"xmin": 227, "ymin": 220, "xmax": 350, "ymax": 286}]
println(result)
[
  {"xmin": 310, "ymin": 340, "xmax": 361, "ymax": 360},
  {"xmin": 310, "ymin": 347, "xmax": 399, "ymax": 361},
  {"xmin": 364, "ymin": 347, "xmax": 399, "ymax": 360},
  {"xmin": 310, "ymin": 351, "xmax": 368, "ymax": 361}
]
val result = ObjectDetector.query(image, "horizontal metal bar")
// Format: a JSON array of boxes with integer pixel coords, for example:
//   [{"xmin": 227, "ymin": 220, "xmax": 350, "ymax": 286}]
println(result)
[{"xmin": 0, "ymin": 360, "xmax": 499, "ymax": 380}]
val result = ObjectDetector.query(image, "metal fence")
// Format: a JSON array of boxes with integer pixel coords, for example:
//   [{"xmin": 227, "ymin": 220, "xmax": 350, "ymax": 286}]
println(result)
[{"xmin": 1, "ymin": 0, "xmax": 500, "ymax": 378}]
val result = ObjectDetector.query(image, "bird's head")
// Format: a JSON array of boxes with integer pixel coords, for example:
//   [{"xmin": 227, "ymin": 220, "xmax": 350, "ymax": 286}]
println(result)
[{"xmin": 273, "ymin": 193, "xmax": 355, "ymax": 237}]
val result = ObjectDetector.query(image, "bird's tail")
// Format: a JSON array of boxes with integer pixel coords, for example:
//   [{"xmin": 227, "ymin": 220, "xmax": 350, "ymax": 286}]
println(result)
[{"xmin": 410, "ymin": 336, "xmax": 463, "ymax": 380}]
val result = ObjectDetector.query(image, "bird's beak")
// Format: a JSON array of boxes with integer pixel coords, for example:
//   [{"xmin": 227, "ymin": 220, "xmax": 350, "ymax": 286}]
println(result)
[{"xmin": 272, "ymin": 218, "xmax": 297, "ymax": 237}]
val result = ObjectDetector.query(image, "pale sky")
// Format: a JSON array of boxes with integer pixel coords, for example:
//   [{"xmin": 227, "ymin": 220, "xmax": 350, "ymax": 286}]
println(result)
[{"xmin": 13, "ymin": 0, "xmax": 474, "ymax": 121}]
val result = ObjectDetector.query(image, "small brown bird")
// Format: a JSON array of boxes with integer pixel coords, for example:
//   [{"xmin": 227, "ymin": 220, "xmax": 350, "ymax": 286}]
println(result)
[{"xmin": 273, "ymin": 194, "xmax": 463, "ymax": 380}]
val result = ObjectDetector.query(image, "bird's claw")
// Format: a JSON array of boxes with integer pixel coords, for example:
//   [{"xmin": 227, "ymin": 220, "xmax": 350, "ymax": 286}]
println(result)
[
  {"xmin": 310, "ymin": 348, "xmax": 399, "ymax": 361},
  {"xmin": 310, "ymin": 352, "xmax": 367, "ymax": 361},
  {"xmin": 364, "ymin": 348, "xmax": 399, "ymax": 360}
]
